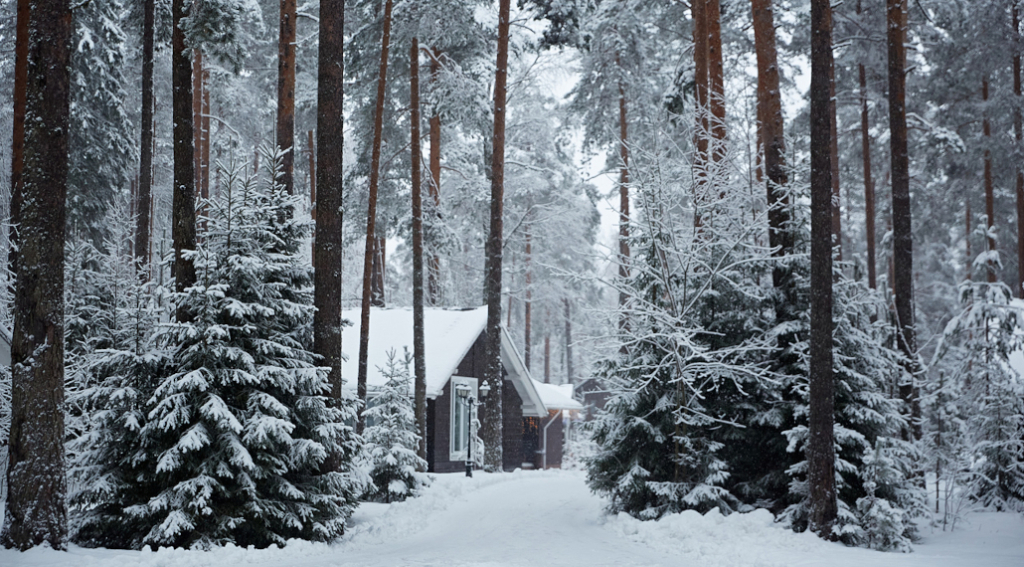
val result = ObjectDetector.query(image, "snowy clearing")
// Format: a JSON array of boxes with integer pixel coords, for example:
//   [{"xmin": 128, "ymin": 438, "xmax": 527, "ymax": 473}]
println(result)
[{"xmin": 2, "ymin": 470, "xmax": 1022, "ymax": 567}]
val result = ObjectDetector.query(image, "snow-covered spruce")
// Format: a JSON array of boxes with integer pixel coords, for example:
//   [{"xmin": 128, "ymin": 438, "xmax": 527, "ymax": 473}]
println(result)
[
  {"xmin": 362, "ymin": 348, "xmax": 429, "ymax": 503},
  {"xmin": 91, "ymin": 153, "xmax": 368, "ymax": 549},
  {"xmin": 936, "ymin": 278, "xmax": 1024, "ymax": 513},
  {"xmin": 68, "ymin": 199, "xmax": 172, "ymax": 548}
]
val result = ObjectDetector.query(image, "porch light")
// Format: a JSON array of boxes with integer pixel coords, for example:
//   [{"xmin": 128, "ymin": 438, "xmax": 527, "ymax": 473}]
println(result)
[{"xmin": 479, "ymin": 380, "xmax": 491, "ymax": 398}]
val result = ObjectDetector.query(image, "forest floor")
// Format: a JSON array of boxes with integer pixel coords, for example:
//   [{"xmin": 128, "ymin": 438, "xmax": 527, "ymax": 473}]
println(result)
[{"xmin": 2, "ymin": 469, "xmax": 1022, "ymax": 566}]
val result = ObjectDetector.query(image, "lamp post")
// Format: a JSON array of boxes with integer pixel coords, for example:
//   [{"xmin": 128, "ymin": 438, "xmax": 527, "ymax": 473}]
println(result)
[{"xmin": 456, "ymin": 380, "xmax": 491, "ymax": 477}]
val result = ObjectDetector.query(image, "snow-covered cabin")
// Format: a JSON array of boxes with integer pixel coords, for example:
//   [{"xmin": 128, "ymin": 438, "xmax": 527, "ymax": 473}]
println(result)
[
  {"xmin": 340, "ymin": 307, "xmax": 548, "ymax": 473},
  {"xmin": 525, "ymin": 380, "xmax": 583, "ymax": 469}
]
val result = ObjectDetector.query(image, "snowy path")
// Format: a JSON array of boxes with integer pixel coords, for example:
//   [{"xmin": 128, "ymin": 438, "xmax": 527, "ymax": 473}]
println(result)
[{"xmin": 3, "ymin": 470, "xmax": 1024, "ymax": 567}]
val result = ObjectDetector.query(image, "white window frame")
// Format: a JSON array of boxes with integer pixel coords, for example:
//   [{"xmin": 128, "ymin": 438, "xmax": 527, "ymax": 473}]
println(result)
[{"xmin": 449, "ymin": 376, "xmax": 478, "ymax": 461}]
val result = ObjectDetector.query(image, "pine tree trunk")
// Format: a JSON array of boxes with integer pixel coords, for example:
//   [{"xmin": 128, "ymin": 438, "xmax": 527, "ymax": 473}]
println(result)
[
  {"xmin": 525, "ymin": 225, "xmax": 532, "ymax": 370},
  {"xmin": 830, "ymin": 55, "xmax": 842, "ymax": 262},
  {"xmin": 173, "ymin": 0, "xmax": 198, "ymax": 322},
  {"xmin": 860, "ymin": 28, "xmax": 876, "ymax": 289},
  {"xmin": 201, "ymin": 69, "xmax": 211, "ymax": 202},
  {"xmin": 984, "ymin": 79, "xmax": 997, "ymax": 283},
  {"xmin": 1015, "ymin": 6, "xmax": 1024, "ymax": 298},
  {"xmin": 314, "ymin": 0, "xmax": 344, "ymax": 423},
  {"xmin": 193, "ymin": 49, "xmax": 203, "ymax": 196},
  {"xmin": 1, "ymin": 0, "xmax": 72, "ymax": 550},
  {"xmin": 357, "ymin": 0, "xmax": 394, "ymax": 433},
  {"xmin": 410, "ymin": 36, "xmax": 428, "ymax": 464},
  {"xmin": 481, "ymin": 0, "xmax": 511, "ymax": 473},
  {"xmin": 7, "ymin": 0, "xmax": 27, "ymax": 291},
  {"xmin": 428, "ymin": 49, "xmax": 442, "ymax": 305},
  {"xmin": 887, "ymin": 0, "xmax": 920, "ymax": 440},
  {"xmin": 136, "ymin": 0, "xmax": 155, "ymax": 268},
  {"xmin": 751, "ymin": 0, "xmax": 792, "ymax": 286},
  {"xmin": 693, "ymin": 0, "xmax": 709, "ymax": 229},
  {"xmin": 808, "ymin": 0, "xmax": 838, "ymax": 540},
  {"xmin": 564, "ymin": 298, "xmax": 573, "ymax": 382},
  {"xmin": 308, "ymin": 129, "xmax": 316, "ymax": 265},
  {"xmin": 707, "ymin": 0, "xmax": 727, "ymax": 166},
  {"xmin": 617, "ymin": 57, "xmax": 630, "ymax": 314},
  {"xmin": 277, "ymin": 0, "xmax": 297, "ymax": 195}
]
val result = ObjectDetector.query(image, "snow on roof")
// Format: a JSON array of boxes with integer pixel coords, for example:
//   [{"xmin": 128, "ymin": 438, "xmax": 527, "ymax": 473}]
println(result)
[
  {"xmin": 340, "ymin": 306, "xmax": 488, "ymax": 397},
  {"xmin": 531, "ymin": 379, "xmax": 584, "ymax": 411}
]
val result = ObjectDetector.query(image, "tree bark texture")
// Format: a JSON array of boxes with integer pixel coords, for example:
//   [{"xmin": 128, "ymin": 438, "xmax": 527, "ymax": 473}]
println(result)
[
  {"xmin": 308, "ymin": 129, "xmax": 316, "ymax": 264},
  {"xmin": 707, "ymin": 0, "xmax": 727, "ymax": 165},
  {"xmin": 481, "ymin": 0, "xmax": 511, "ymax": 473},
  {"xmin": 860, "ymin": 56, "xmax": 876, "ymax": 289},
  {"xmin": 136, "ymin": 0, "xmax": 155, "ymax": 268},
  {"xmin": 314, "ymin": 0, "xmax": 345, "ymax": 412},
  {"xmin": 693, "ymin": 0, "xmax": 709, "ymax": 229},
  {"xmin": 983, "ymin": 79, "xmax": 997, "ymax": 283},
  {"xmin": 173, "ymin": 0, "xmax": 197, "ymax": 322},
  {"xmin": 7, "ymin": 0, "xmax": 28, "ymax": 290},
  {"xmin": 1015, "ymin": 6, "xmax": 1024, "ymax": 298},
  {"xmin": 618, "ymin": 67, "xmax": 630, "ymax": 312},
  {"xmin": 2, "ymin": 0, "xmax": 72, "ymax": 550},
  {"xmin": 193, "ymin": 49, "xmax": 203, "ymax": 197},
  {"xmin": 357, "ymin": 0, "xmax": 394, "ymax": 433},
  {"xmin": 201, "ymin": 68, "xmax": 211, "ymax": 203},
  {"xmin": 751, "ymin": 0, "xmax": 793, "ymax": 285},
  {"xmin": 525, "ymin": 225, "xmax": 532, "ymax": 370},
  {"xmin": 808, "ymin": 0, "xmax": 839, "ymax": 540},
  {"xmin": 830, "ymin": 53, "xmax": 842, "ymax": 262},
  {"xmin": 277, "ymin": 0, "xmax": 297, "ymax": 195},
  {"xmin": 428, "ymin": 49, "xmax": 443, "ymax": 305},
  {"xmin": 887, "ymin": 0, "xmax": 920, "ymax": 440},
  {"xmin": 410, "ymin": 36, "xmax": 428, "ymax": 463}
]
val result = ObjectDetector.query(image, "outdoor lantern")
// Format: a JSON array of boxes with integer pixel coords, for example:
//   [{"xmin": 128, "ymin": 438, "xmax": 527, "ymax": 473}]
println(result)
[
  {"xmin": 455, "ymin": 383, "xmax": 471, "ymax": 399},
  {"xmin": 479, "ymin": 380, "xmax": 491, "ymax": 398}
]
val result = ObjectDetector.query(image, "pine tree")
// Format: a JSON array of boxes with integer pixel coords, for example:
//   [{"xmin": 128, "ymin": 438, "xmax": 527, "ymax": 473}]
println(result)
[
  {"xmin": 363, "ymin": 349, "xmax": 428, "ymax": 503},
  {"xmin": 116, "ymin": 155, "xmax": 367, "ymax": 548}
]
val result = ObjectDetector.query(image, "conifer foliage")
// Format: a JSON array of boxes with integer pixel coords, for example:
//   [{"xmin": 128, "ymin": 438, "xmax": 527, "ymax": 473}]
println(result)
[
  {"xmin": 362, "ymin": 349, "xmax": 428, "ymax": 503},
  {"xmin": 71, "ymin": 152, "xmax": 367, "ymax": 549}
]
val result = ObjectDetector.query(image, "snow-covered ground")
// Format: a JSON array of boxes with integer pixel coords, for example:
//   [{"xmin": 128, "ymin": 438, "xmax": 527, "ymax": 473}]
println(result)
[{"xmin": 3, "ymin": 470, "xmax": 1022, "ymax": 566}]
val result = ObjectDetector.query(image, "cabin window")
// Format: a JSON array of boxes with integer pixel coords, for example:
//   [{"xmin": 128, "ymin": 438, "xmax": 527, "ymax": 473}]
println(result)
[{"xmin": 449, "ymin": 377, "xmax": 478, "ymax": 460}]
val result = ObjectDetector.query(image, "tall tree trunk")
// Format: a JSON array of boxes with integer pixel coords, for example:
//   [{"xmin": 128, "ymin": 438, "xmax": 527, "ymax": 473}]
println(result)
[
  {"xmin": 428, "ymin": 49, "xmax": 442, "ymax": 305},
  {"xmin": 356, "ymin": 0, "xmax": 394, "ymax": 433},
  {"xmin": 481, "ymin": 0, "xmax": 511, "ymax": 473},
  {"xmin": 277, "ymin": 0, "xmax": 297, "ymax": 195},
  {"xmin": 751, "ymin": 0, "xmax": 793, "ymax": 288},
  {"xmin": 830, "ymin": 55, "xmax": 842, "ymax": 261},
  {"xmin": 136, "ymin": 0, "xmax": 155, "ymax": 268},
  {"xmin": 808, "ymin": 0, "xmax": 838, "ymax": 540},
  {"xmin": 193, "ymin": 49, "xmax": 203, "ymax": 196},
  {"xmin": 1, "ymin": 0, "xmax": 72, "ymax": 550},
  {"xmin": 888, "ymin": 0, "xmax": 919, "ymax": 440},
  {"xmin": 1015, "ymin": 5, "xmax": 1024, "ymax": 298},
  {"xmin": 984, "ymin": 78, "xmax": 997, "ymax": 284},
  {"xmin": 201, "ymin": 69, "xmax": 211, "ymax": 202},
  {"xmin": 410, "ymin": 36, "xmax": 428, "ymax": 464},
  {"xmin": 860, "ymin": 18, "xmax": 876, "ymax": 289},
  {"xmin": 308, "ymin": 129, "xmax": 316, "ymax": 265},
  {"xmin": 693, "ymin": 0, "xmax": 710, "ymax": 229},
  {"xmin": 707, "ymin": 0, "xmax": 727, "ymax": 166},
  {"xmin": 525, "ymin": 224, "xmax": 532, "ymax": 370},
  {"xmin": 314, "ymin": 0, "xmax": 345, "ymax": 431},
  {"xmin": 564, "ymin": 298, "xmax": 574, "ymax": 382},
  {"xmin": 617, "ymin": 56, "xmax": 630, "ymax": 314},
  {"xmin": 173, "ymin": 0, "xmax": 198, "ymax": 322},
  {"xmin": 967, "ymin": 195, "xmax": 972, "ymax": 281}
]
